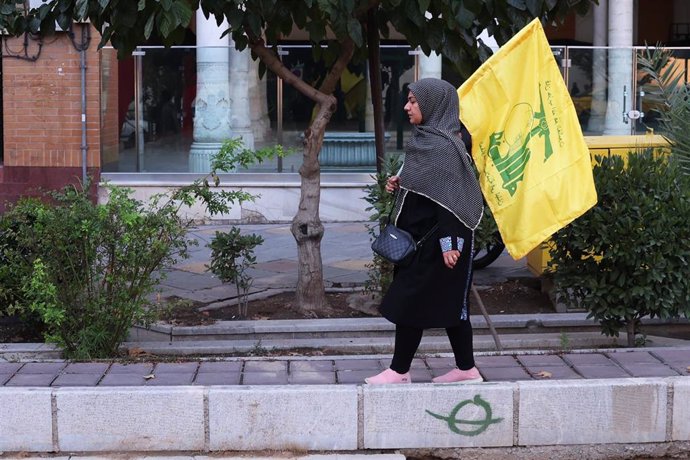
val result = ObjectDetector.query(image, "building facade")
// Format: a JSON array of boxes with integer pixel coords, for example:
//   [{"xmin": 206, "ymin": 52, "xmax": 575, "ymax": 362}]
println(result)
[{"xmin": 1, "ymin": 0, "xmax": 689, "ymax": 215}]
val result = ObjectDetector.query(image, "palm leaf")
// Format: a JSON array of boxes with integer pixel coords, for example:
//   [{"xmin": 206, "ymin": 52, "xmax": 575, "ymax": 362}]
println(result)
[{"xmin": 637, "ymin": 46, "xmax": 690, "ymax": 173}]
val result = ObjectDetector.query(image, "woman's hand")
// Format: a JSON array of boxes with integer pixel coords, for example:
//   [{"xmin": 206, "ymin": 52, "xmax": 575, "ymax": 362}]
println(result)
[
  {"xmin": 443, "ymin": 249, "xmax": 461, "ymax": 269},
  {"xmin": 385, "ymin": 176, "xmax": 400, "ymax": 193}
]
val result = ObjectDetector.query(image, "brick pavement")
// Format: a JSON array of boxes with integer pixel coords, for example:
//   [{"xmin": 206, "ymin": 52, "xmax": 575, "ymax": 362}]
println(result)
[{"xmin": 0, "ymin": 349, "xmax": 687, "ymax": 387}]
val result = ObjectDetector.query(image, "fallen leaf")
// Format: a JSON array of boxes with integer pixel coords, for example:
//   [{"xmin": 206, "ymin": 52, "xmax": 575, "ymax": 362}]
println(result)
[
  {"xmin": 144, "ymin": 374, "xmax": 155, "ymax": 380},
  {"xmin": 127, "ymin": 347, "xmax": 149, "ymax": 357},
  {"xmin": 535, "ymin": 370, "xmax": 552, "ymax": 379}
]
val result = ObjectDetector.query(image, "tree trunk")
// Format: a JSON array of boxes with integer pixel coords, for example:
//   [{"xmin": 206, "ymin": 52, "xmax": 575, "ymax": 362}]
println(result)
[
  {"xmin": 246, "ymin": 36, "xmax": 355, "ymax": 314},
  {"xmin": 625, "ymin": 316, "xmax": 636, "ymax": 347},
  {"xmin": 291, "ymin": 96, "xmax": 338, "ymax": 312}
]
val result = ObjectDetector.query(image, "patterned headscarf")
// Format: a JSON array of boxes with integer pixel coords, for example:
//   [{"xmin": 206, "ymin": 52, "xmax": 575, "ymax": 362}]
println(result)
[{"xmin": 394, "ymin": 78, "xmax": 484, "ymax": 230}]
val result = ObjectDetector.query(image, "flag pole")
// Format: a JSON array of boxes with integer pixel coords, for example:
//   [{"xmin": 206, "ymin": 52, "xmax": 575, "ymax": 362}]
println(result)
[{"xmin": 471, "ymin": 285, "xmax": 503, "ymax": 351}]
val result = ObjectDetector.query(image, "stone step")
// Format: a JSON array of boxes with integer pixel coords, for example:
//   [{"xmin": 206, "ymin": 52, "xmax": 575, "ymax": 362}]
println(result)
[
  {"xmin": 128, "ymin": 314, "xmax": 689, "ymax": 343},
  {"xmin": 123, "ymin": 331, "xmax": 634, "ymax": 356}
]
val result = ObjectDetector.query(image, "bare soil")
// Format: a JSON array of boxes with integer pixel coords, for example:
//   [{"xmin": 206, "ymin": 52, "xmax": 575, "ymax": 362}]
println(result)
[
  {"xmin": 0, "ymin": 279, "xmax": 555, "ymax": 342},
  {"xmin": 159, "ymin": 278, "xmax": 556, "ymax": 326}
]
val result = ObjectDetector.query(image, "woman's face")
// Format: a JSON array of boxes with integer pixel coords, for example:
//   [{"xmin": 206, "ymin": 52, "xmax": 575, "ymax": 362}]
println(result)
[{"xmin": 404, "ymin": 91, "xmax": 423, "ymax": 125}]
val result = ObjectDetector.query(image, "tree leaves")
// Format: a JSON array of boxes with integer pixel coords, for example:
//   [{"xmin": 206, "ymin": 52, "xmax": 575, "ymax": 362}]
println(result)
[{"xmin": 0, "ymin": 0, "xmax": 596, "ymax": 75}]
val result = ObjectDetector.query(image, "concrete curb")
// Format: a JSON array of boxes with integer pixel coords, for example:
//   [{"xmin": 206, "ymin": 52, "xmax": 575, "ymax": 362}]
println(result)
[{"xmin": 0, "ymin": 378, "xmax": 688, "ymax": 454}]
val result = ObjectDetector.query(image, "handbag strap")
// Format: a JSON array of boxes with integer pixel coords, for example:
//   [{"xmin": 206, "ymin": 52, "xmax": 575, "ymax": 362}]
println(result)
[
  {"xmin": 415, "ymin": 223, "xmax": 439, "ymax": 247},
  {"xmin": 386, "ymin": 190, "xmax": 440, "ymax": 247}
]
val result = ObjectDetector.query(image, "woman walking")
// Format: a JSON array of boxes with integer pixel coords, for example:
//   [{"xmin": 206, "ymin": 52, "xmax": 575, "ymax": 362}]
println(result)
[{"xmin": 365, "ymin": 78, "xmax": 485, "ymax": 385}]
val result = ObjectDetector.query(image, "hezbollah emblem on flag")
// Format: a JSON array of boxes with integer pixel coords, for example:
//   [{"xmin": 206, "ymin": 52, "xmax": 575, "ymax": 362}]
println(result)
[
  {"xmin": 458, "ymin": 18, "xmax": 597, "ymax": 259},
  {"xmin": 488, "ymin": 90, "xmax": 553, "ymax": 197}
]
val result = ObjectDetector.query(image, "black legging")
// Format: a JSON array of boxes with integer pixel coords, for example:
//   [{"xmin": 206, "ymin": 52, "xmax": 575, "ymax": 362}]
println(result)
[{"xmin": 390, "ymin": 322, "xmax": 474, "ymax": 374}]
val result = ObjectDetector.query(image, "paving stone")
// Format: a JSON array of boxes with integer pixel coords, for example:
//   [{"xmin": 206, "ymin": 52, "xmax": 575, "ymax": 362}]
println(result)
[
  {"xmin": 651, "ymin": 349, "xmax": 690, "ymax": 363},
  {"xmin": 98, "ymin": 373, "xmax": 148, "ymax": 386},
  {"xmin": 668, "ymin": 363, "xmax": 690, "ymax": 375},
  {"xmin": 475, "ymin": 355, "xmax": 520, "ymax": 368},
  {"xmin": 673, "ymin": 378, "xmax": 690, "ymax": 441},
  {"xmin": 424, "ymin": 357, "xmax": 456, "ymax": 369},
  {"xmin": 409, "ymin": 368, "xmax": 433, "ymax": 383},
  {"xmin": 5, "ymin": 373, "xmax": 57, "ymax": 386},
  {"xmin": 573, "ymin": 365, "xmax": 631, "ymax": 379},
  {"xmin": 158, "ymin": 270, "xmax": 223, "ymax": 290},
  {"xmin": 517, "ymin": 354, "xmax": 568, "ymax": 367},
  {"xmin": 337, "ymin": 369, "xmax": 373, "ymax": 384},
  {"xmin": 56, "ymin": 387, "xmax": 205, "ymax": 451},
  {"xmin": 243, "ymin": 360, "xmax": 287, "ymax": 372},
  {"xmin": 334, "ymin": 359, "xmax": 382, "ymax": 371},
  {"xmin": 524, "ymin": 365, "xmax": 582, "ymax": 380},
  {"xmin": 618, "ymin": 363, "xmax": 680, "ymax": 378},
  {"xmin": 108, "ymin": 363, "xmax": 154, "ymax": 374},
  {"xmin": 209, "ymin": 386, "xmax": 357, "ymax": 451},
  {"xmin": 0, "ymin": 373, "xmax": 11, "ymax": 385},
  {"xmin": 242, "ymin": 371, "xmax": 289, "ymax": 385},
  {"xmin": 409, "ymin": 358, "xmax": 428, "ymax": 369},
  {"xmin": 253, "ymin": 259, "xmax": 298, "ymax": 272},
  {"xmin": 153, "ymin": 362, "xmax": 199, "ymax": 373},
  {"xmin": 479, "ymin": 366, "xmax": 531, "ymax": 382},
  {"xmin": 51, "ymin": 373, "xmax": 102, "ymax": 387},
  {"xmin": 519, "ymin": 379, "xmax": 667, "ymax": 445},
  {"xmin": 0, "ymin": 363, "xmax": 22, "ymax": 374},
  {"xmin": 288, "ymin": 371, "xmax": 336, "ymax": 384},
  {"xmin": 607, "ymin": 351, "xmax": 661, "ymax": 365},
  {"xmin": 0, "ymin": 388, "xmax": 53, "ymax": 451},
  {"xmin": 562, "ymin": 353, "xmax": 616, "ymax": 366},
  {"xmin": 363, "ymin": 384, "xmax": 514, "ymax": 448},
  {"xmin": 198, "ymin": 361, "xmax": 243, "ymax": 373},
  {"xmin": 289, "ymin": 360, "xmax": 335, "ymax": 372},
  {"xmin": 146, "ymin": 372, "xmax": 195, "ymax": 386},
  {"xmin": 429, "ymin": 366, "xmax": 455, "ymax": 378},
  {"xmin": 17, "ymin": 362, "xmax": 66, "ymax": 374},
  {"xmin": 194, "ymin": 372, "xmax": 241, "ymax": 385},
  {"xmin": 62, "ymin": 363, "xmax": 110, "ymax": 374}
]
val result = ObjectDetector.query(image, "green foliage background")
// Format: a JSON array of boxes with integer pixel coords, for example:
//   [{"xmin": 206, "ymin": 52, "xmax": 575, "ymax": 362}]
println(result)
[{"xmin": 547, "ymin": 152, "xmax": 690, "ymax": 346}]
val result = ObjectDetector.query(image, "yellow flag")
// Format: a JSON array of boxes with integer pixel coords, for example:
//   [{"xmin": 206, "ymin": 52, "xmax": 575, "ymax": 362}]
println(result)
[{"xmin": 458, "ymin": 18, "xmax": 597, "ymax": 260}]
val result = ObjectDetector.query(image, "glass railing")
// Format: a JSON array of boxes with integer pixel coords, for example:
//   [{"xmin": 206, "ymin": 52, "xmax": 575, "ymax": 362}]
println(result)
[{"xmin": 100, "ymin": 45, "xmax": 690, "ymax": 174}]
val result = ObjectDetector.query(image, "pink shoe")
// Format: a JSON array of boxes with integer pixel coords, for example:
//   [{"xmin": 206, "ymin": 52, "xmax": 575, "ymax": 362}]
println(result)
[
  {"xmin": 432, "ymin": 367, "xmax": 483, "ymax": 384},
  {"xmin": 364, "ymin": 368, "xmax": 411, "ymax": 384}
]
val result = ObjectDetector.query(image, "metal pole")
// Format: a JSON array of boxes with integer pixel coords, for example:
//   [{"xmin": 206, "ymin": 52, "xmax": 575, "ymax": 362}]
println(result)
[
  {"xmin": 277, "ymin": 48, "xmax": 288, "ymax": 173},
  {"xmin": 133, "ymin": 49, "xmax": 145, "ymax": 172},
  {"xmin": 79, "ymin": 29, "xmax": 87, "ymax": 184}
]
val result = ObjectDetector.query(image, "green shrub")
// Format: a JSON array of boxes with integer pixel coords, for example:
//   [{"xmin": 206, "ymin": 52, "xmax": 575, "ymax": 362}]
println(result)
[
  {"xmin": 546, "ymin": 151, "xmax": 690, "ymax": 346},
  {"xmin": 363, "ymin": 155, "xmax": 402, "ymax": 294},
  {"xmin": 1, "ymin": 184, "xmax": 193, "ymax": 359},
  {"xmin": 0, "ymin": 199, "xmax": 46, "ymax": 335},
  {"xmin": 208, "ymin": 227, "xmax": 264, "ymax": 318},
  {"xmin": 0, "ymin": 138, "xmax": 284, "ymax": 358}
]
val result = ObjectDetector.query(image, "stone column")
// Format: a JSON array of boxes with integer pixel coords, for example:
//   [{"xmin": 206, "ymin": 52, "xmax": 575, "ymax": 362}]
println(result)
[
  {"xmin": 587, "ymin": 0, "xmax": 608, "ymax": 132},
  {"xmin": 189, "ymin": 9, "xmax": 232, "ymax": 172},
  {"xmin": 249, "ymin": 58, "xmax": 270, "ymax": 144},
  {"xmin": 418, "ymin": 51, "xmax": 442, "ymax": 80},
  {"xmin": 229, "ymin": 46, "xmax": 255, "ymax": 150},
  {"xmin": 603, "ymin": 0, "xmax": 634, "ymax": 135}
]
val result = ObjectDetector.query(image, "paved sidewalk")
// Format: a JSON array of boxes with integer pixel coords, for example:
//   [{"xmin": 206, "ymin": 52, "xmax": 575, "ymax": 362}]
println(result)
[
  {"xmin": 159, "ymin": 222, "xmax": 533, "ymax": 305},
  {"xmin": 1, "ymin": 222, "xmax": 688, "ymax": 387},
  {"xmin": 1, "ymin": 348, "xmax": 688, "ymax": 387}
]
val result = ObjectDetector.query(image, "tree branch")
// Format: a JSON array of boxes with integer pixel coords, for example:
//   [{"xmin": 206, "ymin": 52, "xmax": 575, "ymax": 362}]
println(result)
[
  {"xmin": 318, "ymin": 37, "xmax": 356, "ymax": 95},
  {"xmin": 245, "ymin": 31, "xmax": 331, "ymax": 106}
]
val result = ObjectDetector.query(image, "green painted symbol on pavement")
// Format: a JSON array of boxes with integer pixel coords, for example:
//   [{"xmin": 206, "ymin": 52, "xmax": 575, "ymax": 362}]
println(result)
[{"xmin": 426, "ymin": 394, "xmax": 503, "ymax": 436}]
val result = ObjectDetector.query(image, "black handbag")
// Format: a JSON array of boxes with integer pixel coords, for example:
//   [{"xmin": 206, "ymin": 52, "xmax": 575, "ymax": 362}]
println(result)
[{"xmin": 371, "ymin": 220, "xmax": 439, "ymax": 265}]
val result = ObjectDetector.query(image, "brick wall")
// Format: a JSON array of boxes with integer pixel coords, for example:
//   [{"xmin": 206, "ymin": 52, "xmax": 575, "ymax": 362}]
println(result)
[{"xmin": 1, "ymin": 25, "xmax": 112, "ymax": 210}]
